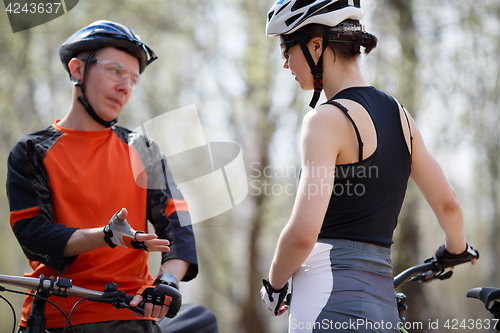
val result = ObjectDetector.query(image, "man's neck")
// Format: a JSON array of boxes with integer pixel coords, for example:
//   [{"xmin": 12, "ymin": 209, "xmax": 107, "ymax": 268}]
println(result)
[{"xmin": 58, "ymin": 100, "xmax": 109, "ymax": 131}]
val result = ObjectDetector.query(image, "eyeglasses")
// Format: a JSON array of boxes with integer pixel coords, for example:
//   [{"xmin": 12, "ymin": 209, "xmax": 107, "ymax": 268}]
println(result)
[
  {"xmin": 87, "ymin": 59, "xmax": 141, "ymax": 89},
  {"xmin": 279, "ymin": 39, "xmax": 300, "ymax": 60}
]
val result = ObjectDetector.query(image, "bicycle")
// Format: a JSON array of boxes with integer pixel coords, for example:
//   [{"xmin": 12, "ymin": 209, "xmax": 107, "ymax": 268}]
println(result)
[
  {"xmin": 0, "ymin": 273, "xmax": 181, "ymax": 333},
  {"xmin": 392, "ymin": 249, "xmax": 479, "ymax": 333}
]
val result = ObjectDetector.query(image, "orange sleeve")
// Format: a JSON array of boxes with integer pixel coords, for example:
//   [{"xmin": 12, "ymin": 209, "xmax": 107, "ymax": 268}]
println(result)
[
  {"xmin": 10, "ymin": 207, "xmax": 40, "ymax": 229},
  {"xmin": 165, "ymin": 199, "xmax": 189, "ymax": 217}
]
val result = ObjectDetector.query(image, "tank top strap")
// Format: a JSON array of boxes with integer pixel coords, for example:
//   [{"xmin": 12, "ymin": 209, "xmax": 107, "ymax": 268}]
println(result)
[
  {"xmin": 398, "ymin": 101, "xmax": 414, "ymax": 158},
  {"xmin": 323, "ymin": 99, "xmax": 364, "ymax": 163}
]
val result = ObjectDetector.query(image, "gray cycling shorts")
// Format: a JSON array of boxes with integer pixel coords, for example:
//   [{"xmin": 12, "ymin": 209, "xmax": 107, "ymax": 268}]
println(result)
[{"xmin": 289, "ymin": 239, "xmax": 400, "ymax": 333}]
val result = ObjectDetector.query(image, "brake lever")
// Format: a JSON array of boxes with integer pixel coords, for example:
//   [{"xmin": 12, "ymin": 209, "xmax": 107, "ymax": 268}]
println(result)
[
  {"xmin": 435, "ymin": 270, "xmax": 453, "ymax": 281},
  {"xmin": 88, "ymin": 290, "xmax": 126, "ymax": 304},
  {"xmin": 87, "ymin": 283, "xmax": 146, "ymax": 316},
  {"xmin": 410, "ymin": 269, "xmax": 453, "ymax": 283},
  {"xmin": 119, "ymin": 295, "xmax": 145, "ymax": 316},
  {"xmin": 409, "ymin": 270, "xmax": 438, "ymax": 283}
]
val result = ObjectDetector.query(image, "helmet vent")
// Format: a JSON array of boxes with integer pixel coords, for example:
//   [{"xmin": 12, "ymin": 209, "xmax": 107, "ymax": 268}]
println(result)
[
  {"xmin": 275, "ymin": 1, "xmax": 291, "ymax": 16},
  {"xmin": 315, "ymin": 0, "xmax": 361, "ymax": 16},
  {"xmin": 268, "ymin": 10, "xmax": 275, "ymax": 22},
  {"xmin": 285, "ymin": 13, "xmax": 303, "ymax": 27},
  {"xmin": 291, "ymin": 0, "xmax": 316, "ymax": 12}
]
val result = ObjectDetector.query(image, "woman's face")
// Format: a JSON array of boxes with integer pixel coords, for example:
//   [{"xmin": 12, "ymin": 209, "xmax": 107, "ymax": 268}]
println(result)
[{"xmin": 280, "ymin": 36, "xmax": 314, "ymax": 91}]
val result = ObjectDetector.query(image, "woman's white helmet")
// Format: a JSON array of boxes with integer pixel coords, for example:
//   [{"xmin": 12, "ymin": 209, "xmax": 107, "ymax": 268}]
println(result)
[{"xmin": 266, "ymin": 0, "xmax": 364, "ymax": 36}]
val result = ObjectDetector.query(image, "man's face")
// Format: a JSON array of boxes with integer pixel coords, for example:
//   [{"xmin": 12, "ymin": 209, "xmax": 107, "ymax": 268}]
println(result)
[{"xmin": 82, "ymin": 47, "xmax": 140, "ymax": 122}]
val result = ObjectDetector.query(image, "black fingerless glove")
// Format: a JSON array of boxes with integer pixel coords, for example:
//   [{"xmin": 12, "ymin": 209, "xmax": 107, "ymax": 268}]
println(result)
[
  {"xmin": 137, "ymin": 283, "xmax": 182, "ymax": 318},
  {"xmin": 435, "ymin": 244, "xmax": 479, "ymax": 268},
  {"xmin": 154, "ymin": 273, "xmax": 179, "ymax": 290}
]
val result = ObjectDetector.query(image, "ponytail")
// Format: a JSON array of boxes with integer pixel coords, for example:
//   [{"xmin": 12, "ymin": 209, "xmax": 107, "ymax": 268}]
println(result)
[
  {"xmin": 358, "ymin": 31, "xmax": 378, "ymax": 55},
  {"xmin": 282, "ymin": 21, "xmax": 378, "ymax": 60}
]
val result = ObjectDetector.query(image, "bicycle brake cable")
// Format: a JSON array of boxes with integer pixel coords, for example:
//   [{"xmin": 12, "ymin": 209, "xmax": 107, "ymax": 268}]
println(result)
[
  {"xmin": 0, "ymin": 293, "xmax": 16, "ymax": 333},
  {"xmin": 61, "ymin": 298, "xmax": 89, "ymax": 333},
  {"xmin": 2, "ymin": 287, "xmax": 72, "ymax": 332}
]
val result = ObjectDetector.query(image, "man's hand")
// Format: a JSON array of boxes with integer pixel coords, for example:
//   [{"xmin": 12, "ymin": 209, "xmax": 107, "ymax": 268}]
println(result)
[
  {"xmin": 130, "ymin": 285, "xmax": 171, "ymax": 319},
  {"xmin": 103, "ymin": 208, "xmax": 170, "ymax": 252}
]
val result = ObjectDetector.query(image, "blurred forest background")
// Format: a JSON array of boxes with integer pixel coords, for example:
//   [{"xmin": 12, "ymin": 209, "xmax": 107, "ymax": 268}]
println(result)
[{"xmin": 0, "ymin": 0, "xmax": 499, "ymax": 332}]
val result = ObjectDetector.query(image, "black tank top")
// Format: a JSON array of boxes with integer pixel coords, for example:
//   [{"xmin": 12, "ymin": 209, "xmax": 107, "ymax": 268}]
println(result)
[{"xmin": 319, "ymin": 86, "xmax": 412, "ymax": 247}]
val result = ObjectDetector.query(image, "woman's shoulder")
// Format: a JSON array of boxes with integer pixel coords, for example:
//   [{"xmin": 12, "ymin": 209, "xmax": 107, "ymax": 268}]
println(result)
[
  {"xmin": 307, "ymin": 100, "xmax": 365, "ymax": 126},
  {"xmin": 302, "ymin": 103, "xmax": 357, "ymax": 142},
  {"xmin": 305, "ymin": 102, "xmax": 353, "ymax": 122},
  {"xmin": 303, "ymin": 104, "xmax": 340, "ymax": 127}
]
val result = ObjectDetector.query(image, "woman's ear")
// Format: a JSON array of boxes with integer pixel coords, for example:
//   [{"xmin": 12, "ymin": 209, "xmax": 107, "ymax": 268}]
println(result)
[
  {"xmin": 68, "ymin": 58, "xmax": 85, "ymax": 83},
  {"xmin": 308, "ymin": 37, "xmax": 324, "ymax": 62}
]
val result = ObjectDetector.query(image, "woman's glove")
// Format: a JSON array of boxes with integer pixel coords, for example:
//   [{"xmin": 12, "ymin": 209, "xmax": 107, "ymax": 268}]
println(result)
[
  {"xmin": 435, "ymin": 244, "xmax": 479, "ymax": 268},
  {"xmin": 260, "ymin": 278, "xmax": 289, "ymax": 316}
]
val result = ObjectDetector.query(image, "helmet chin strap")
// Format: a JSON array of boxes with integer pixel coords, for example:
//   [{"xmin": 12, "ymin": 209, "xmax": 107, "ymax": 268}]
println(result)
[
  {"xmin": 297, "ymin": 28, "xmax": 330, "ymax": 108},
  {"xmin": 74, "ymin": 49, "xmax": 118, "ymax": 128}
]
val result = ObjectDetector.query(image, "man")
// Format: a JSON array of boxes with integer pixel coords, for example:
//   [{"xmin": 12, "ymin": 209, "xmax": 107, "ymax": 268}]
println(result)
[{"xmin": 7, "ymin": 20, "xmax": 198, "ymax": 332}]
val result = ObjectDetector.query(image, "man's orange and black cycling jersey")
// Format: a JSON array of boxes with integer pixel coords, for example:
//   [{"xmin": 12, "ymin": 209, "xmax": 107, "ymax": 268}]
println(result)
[{"xmin": 6, "ymin": 122, "xmax": 197, "ymax": 328}]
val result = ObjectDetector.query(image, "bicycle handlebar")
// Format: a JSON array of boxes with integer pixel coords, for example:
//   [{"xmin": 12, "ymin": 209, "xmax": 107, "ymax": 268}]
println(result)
[
  {"xmin": 393, "ymin": 253, "xmax": 477, "ymax": 290},
  {"xmin": 0, "ymin": 273, "xmax": 181, "ymax": 317},
  {"xmin": 393, "ymin": 260, "xmax": 437, "ymax": 289},
  {"xmin": 0, "ymin": 273, "xmax": 101, "ymax": 298}
]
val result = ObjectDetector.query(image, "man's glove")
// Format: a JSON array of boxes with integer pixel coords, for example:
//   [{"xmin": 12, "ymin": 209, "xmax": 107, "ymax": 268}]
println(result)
[
  {"xmin": 435, "ymin": 244, "xmax": 479, "ymax": 268},
  {"xmin": 103, "ymin": 211, "xmax": 147, "ymax": 250},
  {"xmin": 260, "ymin": 278, "xmax": 289, "ymax": 316},
  {"xmin": 136, "ymin": 284, "xmax": 182, "ymax": 318},
  {"xmin": 137, "ymin": 285, "xmax": 172, "ymax": 307},
  {"xmin": 154, "ymin": 273, "xmax": 179, "ymax": 290}
]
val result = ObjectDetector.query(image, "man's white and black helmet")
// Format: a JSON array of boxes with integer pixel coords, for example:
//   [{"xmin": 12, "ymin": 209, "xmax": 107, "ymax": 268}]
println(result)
[{"xmin": 266, "ymin": 0, "xmax": 364, "ymax": 36}]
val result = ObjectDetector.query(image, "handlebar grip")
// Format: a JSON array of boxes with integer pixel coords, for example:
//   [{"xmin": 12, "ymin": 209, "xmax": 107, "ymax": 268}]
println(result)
[
  {"xmin": 435, "ymin": 244, "xmax": 479, "ymax": 269},
  {"xmin": 155, "ymin": 284, "xmax": 182, "ymax": 318}
]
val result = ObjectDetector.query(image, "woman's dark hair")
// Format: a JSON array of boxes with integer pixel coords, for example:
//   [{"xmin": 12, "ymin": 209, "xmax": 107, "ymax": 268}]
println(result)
[{"xmin": 283, "ymin": 20, "xmax": 378, "ymax": 60}]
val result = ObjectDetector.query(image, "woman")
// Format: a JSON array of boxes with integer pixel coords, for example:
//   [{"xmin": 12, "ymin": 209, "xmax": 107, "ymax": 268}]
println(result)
[{"xmin": 260, "ymin": 1, "xmax": 477, "ymax": 332}]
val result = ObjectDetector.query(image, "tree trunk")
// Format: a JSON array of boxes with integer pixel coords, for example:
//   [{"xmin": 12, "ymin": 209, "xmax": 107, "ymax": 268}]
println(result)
[{"xmin": 384, "ymin": 0, "xmax": 428, "ymax": 330}]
